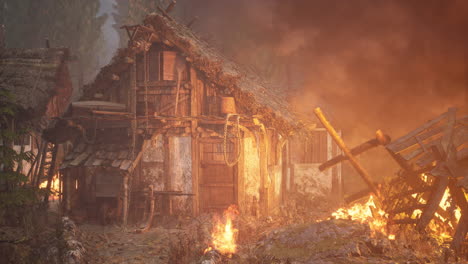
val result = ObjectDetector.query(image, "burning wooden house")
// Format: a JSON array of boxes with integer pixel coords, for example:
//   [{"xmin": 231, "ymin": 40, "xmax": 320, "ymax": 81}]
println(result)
[
  {"xmin": 0, "ymin": 44, "xmax": 73, "ymax": 190},
  {"xmin": 56, "ymin": 10, "xmax": 342, "ymax": 225}
]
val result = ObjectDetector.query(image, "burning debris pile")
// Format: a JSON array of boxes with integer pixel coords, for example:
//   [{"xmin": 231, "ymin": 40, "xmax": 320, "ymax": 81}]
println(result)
[{"xmin": 313, "ymin": 107, "xmax": 468, "ymax": 260}]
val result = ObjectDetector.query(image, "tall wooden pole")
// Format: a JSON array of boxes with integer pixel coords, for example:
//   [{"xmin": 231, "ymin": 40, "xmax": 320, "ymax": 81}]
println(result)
[{"xmin": 314, "ymin": 107, "xmax": 381, "ymax": 199}]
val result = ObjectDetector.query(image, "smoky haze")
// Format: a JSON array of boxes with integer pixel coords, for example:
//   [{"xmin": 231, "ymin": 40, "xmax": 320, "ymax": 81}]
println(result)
[
  {"xmin": 272, "ymin": 0, "xmax": 468, "ymax": 138},
  {"xmin": 178, "ymin": 0, "xmax": 467, "ymax": 189},
  {"xmin": 269, "ymin": 0, "xmax": 468, "ymax": 186},
  {"xmin": 182, "ymin": 0, "xmax": 467, "ymax": 136}
]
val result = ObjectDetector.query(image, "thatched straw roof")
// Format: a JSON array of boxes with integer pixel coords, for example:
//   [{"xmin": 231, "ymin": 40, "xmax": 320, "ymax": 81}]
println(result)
[
  {"xmin": 145, "ymin": 13, "xmax": 306, "ymax": 132},
  {"xmin": 0, "ymin": 48, "xmax": 70, "ymax": 125},
  {"xmin": 84, "ymin": 13, "xmax": 313, "ymax": 134}
]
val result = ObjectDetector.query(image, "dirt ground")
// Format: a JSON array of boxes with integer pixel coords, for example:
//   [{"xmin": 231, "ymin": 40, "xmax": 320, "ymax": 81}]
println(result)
[
  {"xmin": 73, "ymin": 214, "xmax": 468, "ymax": 264},
  {"xmin": 79, "ymin": 224, "xmax": 177, "ymax": 264}
]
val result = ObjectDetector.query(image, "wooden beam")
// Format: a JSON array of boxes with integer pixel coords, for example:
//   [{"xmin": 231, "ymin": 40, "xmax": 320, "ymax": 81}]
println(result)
[
  {"xmin": 387, "ymin": 111, "xmax": 448, "ymax": 153},
  {"xmin": 416, "ymin": 175, "xmax": 449, "ymax": 232},
  {"xmin": 314, "ymin": 107, "xmax": 381, "ymax": 198},
  {"xmin": 122, "ymin": 173, "xmax": 129, "ymax": 226},
  {"xmin": 91, "ymin": 110, "xmax": 132, "ymax": 116},
  {"xmin": 448, "ymin": 178, "xmax": 468, "ymax": 254},
  {"xmin": 319, "ymin": 130, "xmax": 390, "ymax": 171}
]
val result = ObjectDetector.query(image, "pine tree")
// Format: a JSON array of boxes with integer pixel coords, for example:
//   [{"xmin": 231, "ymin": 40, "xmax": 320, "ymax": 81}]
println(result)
[{"xmin": 2, "ymin": 0, "xmax": 107, "ymax": 88}]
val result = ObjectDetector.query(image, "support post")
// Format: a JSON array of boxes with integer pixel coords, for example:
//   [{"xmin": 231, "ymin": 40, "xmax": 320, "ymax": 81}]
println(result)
[
  {"xmin": 314, "ymin": 107, "xmax": 381, "ymax": 199},
  {"xmin": 122, "ymin": 173, "xmax": 129, "ymax": 225},
  {"xmin": 190, "ymin": 67, "xmax": 199, "ymax": 216},
  {"xmin": 259, "ymin": 127, "xmax": 269, "ymax": 216}
]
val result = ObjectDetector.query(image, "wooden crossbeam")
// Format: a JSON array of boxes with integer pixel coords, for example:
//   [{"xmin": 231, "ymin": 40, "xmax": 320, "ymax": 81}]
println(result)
[
  {"xmin": 319, "ymin": 129, "xmax": 390, "ymax": 171},
  {"xmin": 314, "ymin": 107, "xmax": 381, "ymax": 199}
]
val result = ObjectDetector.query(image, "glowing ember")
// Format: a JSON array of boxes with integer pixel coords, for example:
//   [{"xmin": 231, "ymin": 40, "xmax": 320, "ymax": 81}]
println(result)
[
  {"xmin": 208, "ymin": 205, "xmax": 239, "ymax": 256},
  {"xmin": 332, "ymin": 195, "xmax": 388, "ymax": 236},
  {"xmin": 388, "ymin": 234, "xmax": 396, "ymax": 240},
  {"xmin": 203, "ymin": 247, "xmax": 212, "ymax": 254}
]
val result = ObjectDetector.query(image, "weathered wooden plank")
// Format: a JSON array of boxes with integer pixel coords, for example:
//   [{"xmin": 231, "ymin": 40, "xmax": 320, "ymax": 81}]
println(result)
[
  {"xmin": 449, "ymin": 179, "xmax": 468, "ymax": 254},
  {"xmin": 416, "ymin": 176, "xmax": 449, "ymax": 231},
  {"xmin": 400, "ymin": 171, "xmax": 452, "ymax": 220},
  {"xmin": 415, "ymin": 152, "xmax": 436, "ymax": 168},
  {"xmin": 388, "ymin": 126, "xmax": 444, "ymax": 154},
  {"xmin": 120, "ymin": 159, "xmax": 133, "ymax": 171},
  {"xmin": 387, "ymin": 112, "xmax": 448, "ymax": 153},
  {"xmin": 111, "ymin": 159, "xmax": 123, "ymax": 168},
  {"xmin": 92, "ymin": 158, "xmax": 104, "ymax": 166},
  {"xmin": 84, "ymin": 153, "xmax": 96, "ymax": 167},
  {"xmin": 399, "ymin": 137, "xmax": 443, "ymax": 162},
  {"xmin": 429, "ymin": 163, "xmax": 451, "ymax": 178},
  {"xmin": 453, "ymin": 127, "xmax": 468, "ymax": 147},
  {"xmin": 70, "ymin": 152, "xmax": 90, "ymax": 166},
  {"xmin": 451, "ymin": 209, "xmax": 468, "ymax": 254},
  {"xmin": 440, "ymin": 108, "xmax": 457, "ymax": 155}
]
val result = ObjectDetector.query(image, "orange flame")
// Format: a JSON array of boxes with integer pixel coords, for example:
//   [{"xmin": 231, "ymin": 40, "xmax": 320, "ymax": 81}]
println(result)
[
  {"xmin": 332, "ymin": 195, "xmax": 388, "ymax": 237},
  {"xmin": 39, "ymin": 175, "xmax": 61, "ymax": 199},
  {"xmin": 209, "ymin": 205, "xmax": 239, "ymax": 256}
]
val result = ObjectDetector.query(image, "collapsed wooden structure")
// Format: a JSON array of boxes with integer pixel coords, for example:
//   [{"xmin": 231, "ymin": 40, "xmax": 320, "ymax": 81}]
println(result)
[
  {"xmin": 316, "ymin": 107, "xmax": 468, "ymax": 255},
  {"xmin": 55, "ymin": 8, "xmax": 343, "ymax": 226},
  {"xmin": 384, "ymin": 108, "xmax": 467, "ymax": 255}
]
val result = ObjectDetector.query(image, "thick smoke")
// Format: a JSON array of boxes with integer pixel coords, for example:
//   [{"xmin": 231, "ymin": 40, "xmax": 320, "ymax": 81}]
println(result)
[
  {"xmin": 181, "ymin": 0, "xmax": 466, "ymax": 137},
  {"xmin": 179, "ymin": 1, "xmax": 468, "ymax": 188},
  {"xmin": 268, "ymin": 1, "xmax": 468, "ymax": 186},
  {"xmin": 180, "ymin": 0, "xmax": 468, "ymax": 188},
  {"xmin": 272, "ymin": 0, "xmax": 467, "ymax": 141}
]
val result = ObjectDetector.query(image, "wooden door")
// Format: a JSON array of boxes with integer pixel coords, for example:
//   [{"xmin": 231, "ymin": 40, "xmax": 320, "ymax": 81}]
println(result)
[{"xmin": 199, "ymin": 139, "xmax": 237, "ymax": 213}]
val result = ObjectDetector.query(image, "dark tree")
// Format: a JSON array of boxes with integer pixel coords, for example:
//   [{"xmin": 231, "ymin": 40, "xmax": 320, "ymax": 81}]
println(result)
[{"xmin": 1, "ymin": 0, "xmax": 107, "ymax": 88}]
